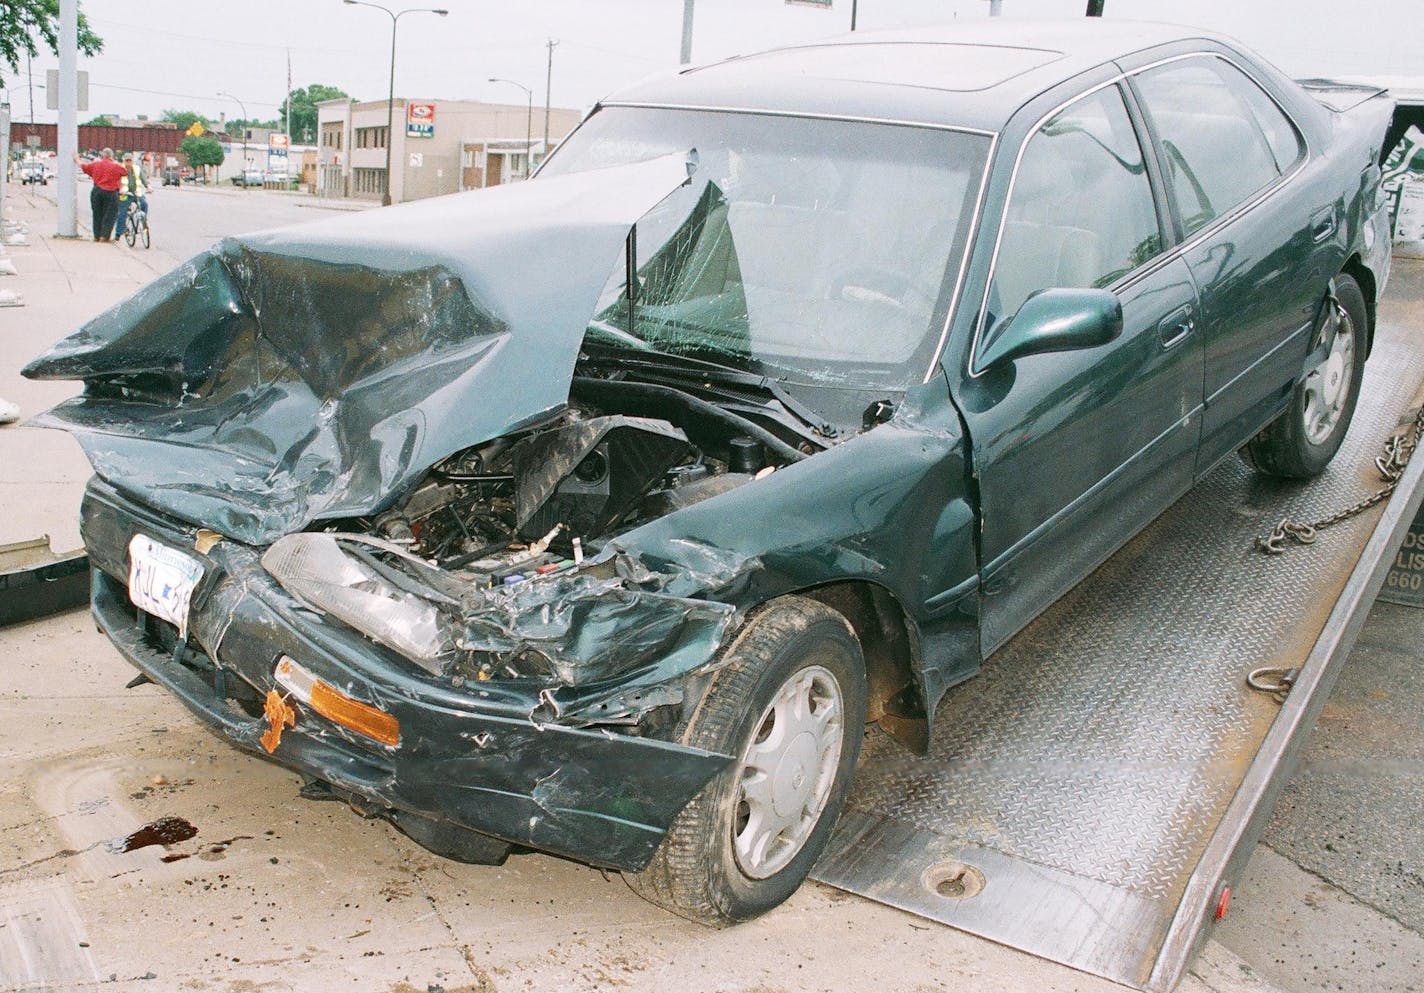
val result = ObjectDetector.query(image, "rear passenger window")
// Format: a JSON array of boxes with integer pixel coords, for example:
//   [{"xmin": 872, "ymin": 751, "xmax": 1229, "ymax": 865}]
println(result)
[
  {"xmin": 987, "ymin": 84, "xmax": 1162, "ymax": 330},
  {"xmin": 1133, "ymin": 58, "xmax": 1291, "ymax": 236},
  {"xmin": 1229, "ymin": 68, "xmax": 1305, "ymax": 172}
]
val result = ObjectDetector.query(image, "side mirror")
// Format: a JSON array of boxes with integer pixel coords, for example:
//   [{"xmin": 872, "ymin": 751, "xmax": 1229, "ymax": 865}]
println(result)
[{"xmin": 976, "ymin": 287, "xmax": 1123, "ymax": 372}]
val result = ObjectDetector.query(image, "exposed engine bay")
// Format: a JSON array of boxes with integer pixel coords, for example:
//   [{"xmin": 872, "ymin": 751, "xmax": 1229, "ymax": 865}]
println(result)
[
  {"xmin": 259, "ymin": 375, "xmax": 813, "ymax": 692},
  {"xmin": 361, "ymin": 387, "xmax": 782, "ymax": 576}
]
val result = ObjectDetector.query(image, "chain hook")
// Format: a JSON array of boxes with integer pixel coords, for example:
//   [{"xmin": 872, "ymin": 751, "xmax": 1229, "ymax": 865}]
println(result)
[{"xmin": 1247, "ymin": 665, "xmax": 1298, "ymax": 704}]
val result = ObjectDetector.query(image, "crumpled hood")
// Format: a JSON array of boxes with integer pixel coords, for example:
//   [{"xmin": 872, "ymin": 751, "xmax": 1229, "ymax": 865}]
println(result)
[{"xmin": 23, "ymin": 154, "xmax": 692, "ymax": 545}]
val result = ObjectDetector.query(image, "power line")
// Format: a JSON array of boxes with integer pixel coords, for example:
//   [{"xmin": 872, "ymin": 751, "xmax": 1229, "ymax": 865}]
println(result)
[
  {"xmin": 88, "ymin": 15, "xmax": 543, "ymax": 58},
  {"xmin": 34, "ymin": 79, "xmax": 282, "ymax": 108}
]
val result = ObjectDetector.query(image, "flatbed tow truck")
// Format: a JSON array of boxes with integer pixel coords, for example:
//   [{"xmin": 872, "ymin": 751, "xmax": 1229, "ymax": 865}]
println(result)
[{"xmin": 810, "ymin": 259, "xmax": 1424, "ymax": 990}]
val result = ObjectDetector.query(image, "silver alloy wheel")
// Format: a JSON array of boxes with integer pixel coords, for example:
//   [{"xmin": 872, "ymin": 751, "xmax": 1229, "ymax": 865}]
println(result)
[
  {"xmin": 1303, "ymin": 304, "xmax": 1356, "ymax": 446},
  {"xmin": 732, "ymin": 664, "xmax": 845, "ymax": 879}
]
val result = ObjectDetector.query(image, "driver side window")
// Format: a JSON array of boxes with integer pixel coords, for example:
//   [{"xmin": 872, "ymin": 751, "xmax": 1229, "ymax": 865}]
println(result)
[{"xmin": 987, "ymin": 84, "xmax": 1162, "ymax": 336}]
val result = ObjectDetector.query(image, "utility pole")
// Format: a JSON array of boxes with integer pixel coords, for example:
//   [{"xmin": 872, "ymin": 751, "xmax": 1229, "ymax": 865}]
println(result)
[
  {"xmin": 543, "ymin": 38, "xmax": 558, "ymax": 161},
  {"xmin": 285, "ymin": 49, "xmax": 292, "ymax": 142},
  {"xmin": 850, "ymin": 0, "xmax": 858, "ymax": 31},
  {"xmin": 680, "ymin": 0, "xmax": 695, "ymax": 64},
  {"xmin": 57, "ymin": 0, "xmax": 78, "ymax": 238}
]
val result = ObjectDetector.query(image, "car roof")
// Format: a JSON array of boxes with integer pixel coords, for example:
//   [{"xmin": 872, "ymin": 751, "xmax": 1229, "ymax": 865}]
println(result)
[{"xmin": 602, "ymin": 19, "xmax": 1233, "ymax": 134}]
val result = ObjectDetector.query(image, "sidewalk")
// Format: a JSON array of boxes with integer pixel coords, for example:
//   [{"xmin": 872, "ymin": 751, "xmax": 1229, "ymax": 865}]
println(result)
[{"xmin": 0, "ymin": 187, "xmax": 178, "ymax": 551}]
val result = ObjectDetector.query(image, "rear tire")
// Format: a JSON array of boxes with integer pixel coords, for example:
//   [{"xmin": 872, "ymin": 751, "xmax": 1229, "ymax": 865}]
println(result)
[
  {"xmin": 1242, "ymin": 274, "xmax": 1367, "ymax": 479},
  {"xmin": 626, "ymin": 596, "xmax": 866, "ymax": 926}
]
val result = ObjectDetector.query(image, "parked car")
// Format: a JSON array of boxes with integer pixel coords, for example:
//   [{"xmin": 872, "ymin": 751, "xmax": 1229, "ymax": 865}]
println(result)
[
  {"xmin": 231, "ymin": 168, "xmax": 265, "ymax": 187},
  {"xmin": 161, "ymin": 168, "xmax": 182, "ymax": 186},
  {"xmin": 17, "ymin": 161, "xmax": 47, "ymax": 185},
  {"xmin": 24, "ymin": 20, "xmax": 1394, "ymax": 926}
]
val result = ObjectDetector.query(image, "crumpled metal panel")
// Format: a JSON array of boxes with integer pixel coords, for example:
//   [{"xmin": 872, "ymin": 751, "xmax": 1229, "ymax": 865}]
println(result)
[
  {"xmin": 23, "ymin": 154, "xmax": 693, "ymax": 545},
  {"xmin": 812, "ymin": 330, "xmax": 1424, "ymax": 990},
  {"xmin": 456, "ymin": 556, "xmax": 735, "ymax": 691}
]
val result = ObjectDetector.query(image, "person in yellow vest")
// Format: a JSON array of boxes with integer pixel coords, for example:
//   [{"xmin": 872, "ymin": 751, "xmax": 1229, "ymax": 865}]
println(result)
[{"xmin": 115, "ymin": 153, "xmax": 151, "ymax": 240}]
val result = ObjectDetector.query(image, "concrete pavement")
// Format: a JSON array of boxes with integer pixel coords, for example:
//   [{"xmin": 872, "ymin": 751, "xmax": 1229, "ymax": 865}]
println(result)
[{"xmin": 1, "ymin": 188, "xmax": 1421, "ymax": 993}]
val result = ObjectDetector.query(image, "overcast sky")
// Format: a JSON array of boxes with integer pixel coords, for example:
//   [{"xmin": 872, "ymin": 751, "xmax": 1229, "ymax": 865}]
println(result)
[{"xmin": 3, "ymin": 0, "xmax": 1420, "ymax": 127}]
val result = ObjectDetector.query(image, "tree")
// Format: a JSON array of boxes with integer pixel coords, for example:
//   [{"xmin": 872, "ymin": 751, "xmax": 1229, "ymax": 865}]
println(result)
[
  {"xmin": 224, "ymin": 117, "xmax": 280, "ymax": 137},
  {"xmin": 0, "ymin": 0, "xmax": 102, "ymax": 88},
  {"xmin": 280, "ymin": 84, "xmax": 349, "ymax": 144},
  {"xmin": 161, "ymin": 109, "xmax": 211, "ymax": 133},
  {"xmin": 180, "ymin": 134, "xmax": 223, "ymax": 171},
  {"xmin": 80, "ymin": 114, "xmax": 112, "ymax": 127}
]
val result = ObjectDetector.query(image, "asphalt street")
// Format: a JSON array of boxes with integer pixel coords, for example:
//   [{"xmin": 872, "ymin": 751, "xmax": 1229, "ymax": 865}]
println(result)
[
  {"xmin": 131, "ymin": 181, "xmax": 353, "ymax": 267},
  {"xmin": 0, "ymin": 182, "xmax": 1421, "ymax": 993}
]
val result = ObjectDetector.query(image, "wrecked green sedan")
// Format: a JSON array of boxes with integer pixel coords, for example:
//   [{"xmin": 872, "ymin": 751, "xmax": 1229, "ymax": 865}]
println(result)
[{"xmin": 26, "ymin": 20, "xmax": 1394, "ymax": 924}]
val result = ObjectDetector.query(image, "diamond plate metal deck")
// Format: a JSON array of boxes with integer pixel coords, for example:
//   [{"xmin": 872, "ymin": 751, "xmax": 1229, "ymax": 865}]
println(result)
[{"xmin": 813, "ymin": 312, "xmax": 1424, "ymax": 990}]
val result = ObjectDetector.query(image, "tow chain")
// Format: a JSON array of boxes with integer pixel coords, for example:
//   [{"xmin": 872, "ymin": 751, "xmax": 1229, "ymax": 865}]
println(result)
[{"xmin": 1254, "ymin": 406, "xmax": 1424, "ymax": 555}]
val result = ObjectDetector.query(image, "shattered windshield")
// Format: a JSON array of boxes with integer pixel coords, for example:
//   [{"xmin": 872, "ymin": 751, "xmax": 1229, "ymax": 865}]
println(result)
[{"xmin": 540, "ymin": 107, "xmax": 989, "ymax": 389}]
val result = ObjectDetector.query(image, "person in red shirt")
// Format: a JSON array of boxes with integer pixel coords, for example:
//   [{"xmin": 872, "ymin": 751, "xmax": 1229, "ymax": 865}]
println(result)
[{"xmin": 73, "ymin": 148, "xmax": 128, "ymax": 242}]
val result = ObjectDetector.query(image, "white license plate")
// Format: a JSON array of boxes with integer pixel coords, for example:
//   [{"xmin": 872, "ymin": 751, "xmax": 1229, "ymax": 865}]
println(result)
[{"xmin": 128, "ymin": 535, "xmax": 205, "ymax": 639}]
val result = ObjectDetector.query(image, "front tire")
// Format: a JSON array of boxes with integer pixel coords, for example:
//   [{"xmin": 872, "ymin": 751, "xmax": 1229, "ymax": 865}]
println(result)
[
  {"xmin": 1242, "ymin": 274, "xmax": 1368, "ymax": 479},
  {"xmin": 626, "ymin": 596, "xmax": 866, "ymax": 926}
]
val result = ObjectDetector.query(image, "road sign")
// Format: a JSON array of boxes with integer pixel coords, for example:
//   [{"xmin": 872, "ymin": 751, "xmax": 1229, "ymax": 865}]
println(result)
[
  {"xmin": 407, "ymin": 102, "xmax": 435, "ymax": 139},
  {"xmin": 186, "ymin": 121, "xmax": 205, "ymax": 137},
  {"xmin": 45, "ymin": 69, "xmax": 89, "ymax": 111}
]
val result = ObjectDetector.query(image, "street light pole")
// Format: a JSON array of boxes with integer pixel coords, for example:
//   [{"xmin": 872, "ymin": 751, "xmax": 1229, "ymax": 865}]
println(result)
[
  {"xmin": 343, "ymin": 0, "xmax": 449, "ymax": 207},
  {"xmin": 218, "ymin": 90, "xmax": 249, "ymax": 182},
  {"xmin": 488, "ymin": 77, "xmax": 532, "ymax": 179}
]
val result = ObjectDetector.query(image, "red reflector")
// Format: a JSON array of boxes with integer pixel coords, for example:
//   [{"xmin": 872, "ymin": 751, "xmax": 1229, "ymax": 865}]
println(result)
[{"xmin": 1215, "ymin": 886, "xmax": 1232, "ymax": 921}]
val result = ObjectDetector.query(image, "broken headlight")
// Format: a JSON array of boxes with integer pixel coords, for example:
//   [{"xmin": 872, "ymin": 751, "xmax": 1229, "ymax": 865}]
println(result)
[{"xmin": 261, "ymin": 532, "xmax": 455, "ymax": 671}]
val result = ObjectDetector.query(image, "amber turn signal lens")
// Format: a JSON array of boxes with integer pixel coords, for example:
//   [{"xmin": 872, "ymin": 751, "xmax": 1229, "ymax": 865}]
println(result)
[{"xmin": 309, "ymin": 680, "xmax": 401, "ymax": 746}]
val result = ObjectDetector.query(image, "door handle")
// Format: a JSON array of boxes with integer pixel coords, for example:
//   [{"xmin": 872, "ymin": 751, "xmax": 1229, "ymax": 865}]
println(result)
[
  {"xmin": 1158, "ymin": 307, "xmax": 1195, "ymax": 348},
  {"xmin": 1311, "ymin": 207, "xmax": 1337, "ymax": 243}
]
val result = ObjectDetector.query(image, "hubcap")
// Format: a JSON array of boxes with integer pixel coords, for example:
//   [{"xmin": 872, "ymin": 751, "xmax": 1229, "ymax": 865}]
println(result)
[
  {"xmin": 732, "ymin": 665, "xmax": 844, "ymax": 879},
  {"xmin": 1302, "ymin": 305, "xmax": 1355, "ymax": 446}
]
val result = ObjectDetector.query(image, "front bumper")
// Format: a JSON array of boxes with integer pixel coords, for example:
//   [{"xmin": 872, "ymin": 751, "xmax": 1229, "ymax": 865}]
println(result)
[{"xmin": 84, "ymin": 479, "xmax": 730, "ymax": 871}]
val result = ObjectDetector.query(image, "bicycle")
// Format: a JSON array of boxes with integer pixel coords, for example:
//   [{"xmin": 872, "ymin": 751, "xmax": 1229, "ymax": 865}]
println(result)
[{"xmin": 122, "ymin": 198, "xmax": 150, "ymax": 249}]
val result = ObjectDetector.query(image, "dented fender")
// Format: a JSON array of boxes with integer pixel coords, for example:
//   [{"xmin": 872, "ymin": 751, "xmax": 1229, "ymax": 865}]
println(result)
[{"xmin": 608, "ymin": 374, "xmax": 982, "ymax": 721}]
